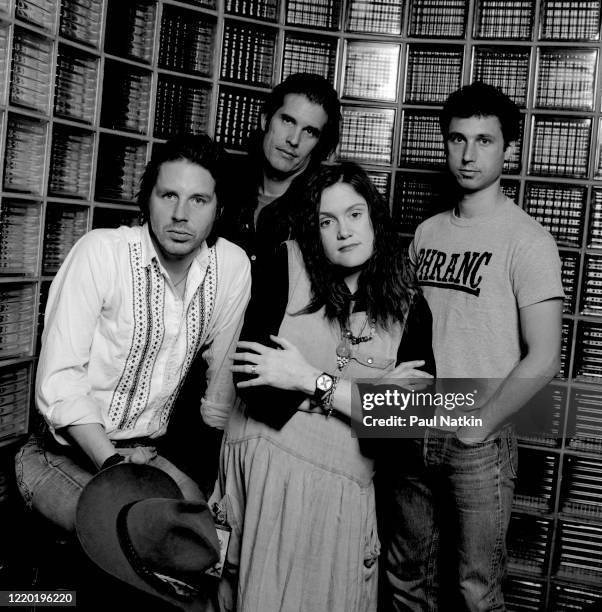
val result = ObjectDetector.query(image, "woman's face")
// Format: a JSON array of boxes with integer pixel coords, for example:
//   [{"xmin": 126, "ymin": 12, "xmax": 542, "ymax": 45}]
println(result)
[{"xmin": 318, "ymin": 181, "xmax": 374, "ymax": 270}]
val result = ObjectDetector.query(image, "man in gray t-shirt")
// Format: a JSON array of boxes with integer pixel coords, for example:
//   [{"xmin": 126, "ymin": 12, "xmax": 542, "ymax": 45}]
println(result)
[{"xmin": 382, "ymin": 83, "xmax": 564, "ymax": 611}]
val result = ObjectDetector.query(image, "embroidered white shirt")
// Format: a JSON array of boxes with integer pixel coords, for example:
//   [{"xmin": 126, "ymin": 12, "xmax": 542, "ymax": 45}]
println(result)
[{"xmin": 36, "ymin": 224, "xmax": 251, "ymax": 442}]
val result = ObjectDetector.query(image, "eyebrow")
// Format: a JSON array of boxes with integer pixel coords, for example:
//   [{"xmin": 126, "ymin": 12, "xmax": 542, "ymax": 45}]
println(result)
[{"xmin": 319, "ymin": 202, "xmax": 368, "ymax": 216}]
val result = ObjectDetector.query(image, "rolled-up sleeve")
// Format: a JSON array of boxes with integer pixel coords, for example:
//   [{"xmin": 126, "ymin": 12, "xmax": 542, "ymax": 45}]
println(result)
[
  {"xmin": 200, "ymin": 242, "xmax": 251, "ymax": 429},
  {"xmin": 36, "ymin": 232, "xmax": 113, "ymax": 439}
]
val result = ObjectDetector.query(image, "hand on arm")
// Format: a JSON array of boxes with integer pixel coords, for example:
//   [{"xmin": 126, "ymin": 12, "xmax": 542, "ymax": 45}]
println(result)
[
  {"xmin": 455, "ymin": 298, "xmax": 563, "ymax": 444},
  {"xmin": 233, "ymin": 337, "xmax": 433, "ymax": 423}
]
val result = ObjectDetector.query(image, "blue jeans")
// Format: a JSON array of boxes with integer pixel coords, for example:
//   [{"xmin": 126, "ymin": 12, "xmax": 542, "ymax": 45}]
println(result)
[
  {"xmin": 382, "ymin": 427, "xmax": 518, "ymax": 612},
  {"xmin": 15, "ymin": 434, "xmax": 204, "ymax": 532}
]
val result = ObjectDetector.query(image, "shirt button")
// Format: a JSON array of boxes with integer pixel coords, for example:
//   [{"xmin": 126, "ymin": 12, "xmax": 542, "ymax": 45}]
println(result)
[
  {"xmin": 250, "ymin": 255, "xmax": 257, "ymax": 261},
  {"xmin": 367, "ymin": 357, "xmax": 373, "ymax": 364}
]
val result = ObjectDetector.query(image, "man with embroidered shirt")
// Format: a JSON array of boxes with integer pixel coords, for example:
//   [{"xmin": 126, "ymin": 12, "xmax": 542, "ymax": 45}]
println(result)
[
  {"xmin": 382, "ymin": 83, "xmax": 564, "ymax": 611},
  {"xmin": 16, "ymin": 134, "xmax": 251, "ymax": 532},
  {"xmin": 218, "ymin": 72, "xmax": 341, "ymax": 265}
]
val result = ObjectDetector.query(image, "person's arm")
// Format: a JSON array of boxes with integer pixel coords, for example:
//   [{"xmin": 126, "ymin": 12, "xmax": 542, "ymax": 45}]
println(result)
[
  {"xmin": 234, "ymin": 335, "xmax": 432, "ymax": 424},
  {"xmin": 200, "ymin": 244, "xmax": 252, "ymax": 429},
  {"xmin": 36, "ymin": 232, "xmax": 114, "ymax": 454},
  {"xmin": 456, "ymin": 298, "xmax": 563, "ymax": 444},
  {"xmin": 396, "ymin": 292, "xmax": 436, "ymax": 376}
]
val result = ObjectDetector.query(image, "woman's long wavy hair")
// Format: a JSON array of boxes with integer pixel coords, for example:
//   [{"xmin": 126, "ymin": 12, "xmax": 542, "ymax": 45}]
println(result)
[{"xmin": 296, "ymin": 162, "xmax": 416, "ymax": 329}]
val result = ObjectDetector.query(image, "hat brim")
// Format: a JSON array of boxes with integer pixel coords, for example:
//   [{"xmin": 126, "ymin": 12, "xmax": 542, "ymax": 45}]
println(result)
[{"xmin": 76, "ymin": 463, "xmax": 207, "ymax": 611}]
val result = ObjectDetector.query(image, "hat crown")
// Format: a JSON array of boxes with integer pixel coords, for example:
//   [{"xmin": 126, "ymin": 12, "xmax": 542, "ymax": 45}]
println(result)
[{"xmin": 125, "ymin": 498, "xmax": 220, "ymax": 584}]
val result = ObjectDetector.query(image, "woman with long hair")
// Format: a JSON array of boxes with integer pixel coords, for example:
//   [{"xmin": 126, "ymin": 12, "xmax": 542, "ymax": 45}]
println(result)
[{"xmin": 213, "ymin": 162, "xmax": 435, "ymax": 612}]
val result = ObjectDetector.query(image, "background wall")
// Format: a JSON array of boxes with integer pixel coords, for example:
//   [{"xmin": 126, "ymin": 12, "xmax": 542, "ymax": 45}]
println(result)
[{"xmin": 0, "ymin": 0, "xmax": 601, "ymax": 608}]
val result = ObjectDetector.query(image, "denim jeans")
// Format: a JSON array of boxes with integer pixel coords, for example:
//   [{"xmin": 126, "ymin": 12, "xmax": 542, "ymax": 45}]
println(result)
[
  {"xmin": 15, "ymin": 434, "xmax": 204, "ymax": 532},
  {"xmin": 382, "ymin": 426, "xmax": 518, "ymax": 612}
]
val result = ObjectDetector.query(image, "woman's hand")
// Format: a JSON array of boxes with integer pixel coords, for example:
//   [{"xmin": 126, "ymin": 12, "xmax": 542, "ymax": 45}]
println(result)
[
  {"xmin": 231, "ymin": 335, "xmax": 321, "ymax": 394},
  {"xmin": 385, "ymin": 360, "xmax": 434, "ymax": 391}
]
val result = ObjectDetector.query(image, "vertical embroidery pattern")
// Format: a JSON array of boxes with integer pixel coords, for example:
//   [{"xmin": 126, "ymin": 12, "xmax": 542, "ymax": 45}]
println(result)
[{"xmin": 108, "ymin": 243, "xmax": 165, "ymax": 429}]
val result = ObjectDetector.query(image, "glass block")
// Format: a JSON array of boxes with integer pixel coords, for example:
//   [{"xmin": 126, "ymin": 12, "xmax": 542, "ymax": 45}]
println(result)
[
  {"xmin": 225, "ymin": 0, "xmax": 278, "ymax": 21},
  {"xmin": 588, "ymin": 188, "xmax": 602, "ymax": 248},
  {"xmin": 409, "ymin": 0, "xmax": 467, "ymax": 38},
  {"xmin": 555, "ymin": 521, "xmax": 602, "ymax": 580},
  {"xmin": 104, "ymin": 0, "xmax": 156, "ymax": 64},
  {"xmin": 15, "ymin": 0, "xmax": 57, "ymax": 31},
  {"xmin": 285, "ymin": 0, "xmax": 340, "ymax": 30},
  {"xmin": 215, "ymin": 86, "xmax": 267, "ymax": 152},
  {"xmin": 92, "ymin": 207, "xmax": 141, "ymax": 230},
  {"xmin": 343, "ymin": 41, "xmax": 400, "ymax": 101},
  {"xmin": 48, "ymin": 125, "xmax": 94, "ymax": 199},
  {"xmin": 100, "ymin": 60, "xmax": 151, "ymax": 135},
  {"xmin": 513, "ymin": 448, "xmax": 558, "ymax": 512},
  {"xmin": 405, "ymin": 44, "xmax": 463, "ymax": 105},
  {"xmin": 221, "ymin": 21, "xmax": 276, "ymax": 88},
  {"xmin": 53, "ymin": 45, "xmax": 98, "ymax": 124},
  {"xmin": 580, "ymin": 254, "xmax": 602, "ymax": 316},
  {"xmin": 472, "ymin": 46, "xmax": 530, "ymax": 107},
  {"xmin": 392, "ymin": 171, "xmax": 448, "ymax": 234},
  {"xmin": 536, "ymin": 48, "xmax": 596, "ymax": 111},
  {"xmin": 95, "ymin": 135, "xmax": 147, "ymax": 204},
  {"xmin": 3, "ymin": 115, "xmax": 47, "ymax": 195},
  {"xmin": 0, "ymin": 23, "xmax": 9, "ymax": 106},
  {"xmin": 507, "ymin": 514, "xmax": 552, "ymax": 575},
  {"xmin": 10, "ymin": 29, "xmax": 52, "ymax": 114},
  {"xmin": 559, "ymin": 318, "xmax": 573, "ymax": 380},
  {"xmin": 400, "ymin": 110, "xmax": 446, "ymax": 169},
  {"xmin": 503, "ymin": 578, "xmax": 545, "ymax": 612},
  {"xmin": 560, "ymin": 251, "xmax": 579, "ymax": 314},
  {"xmin": 0, "ymin": 283, "xmax": 36, "ymax": 358},
  {"xmin": 529, "ymin": 116, "xmax": 591, "ymax": 179},
  {"xmin": 339, "ymin": 106, "xmax": 395, "ymax": 165},
  {"xmin": 573, "ymin": 320, "xmax": 602, "ymax": 381},
  {"xmin": 551, "ymin": 584, "xmax": 602, "ymax": 612},
  {"xmin": 560, "ymin": 455, "xmax": 602, "ymax": 519},
  {"xmin": 501, "ymin": 179, "xmax": 519, "ymax": 203},
  {"xmin": 159, "ymin": 6, "xmax": 216, "ymax": 76},
  {"xmin": 517, "ymin": 384, "xmax": 565, "ymax": 446},
  {"xmin": 523, "ymin": 182, "xmax": 585, "ymax": 247},
  {"xmin": 60, "ymin": 0, "xmax": 102, "ymax": 47},
  {"xmin": 504, "ymin": 116, "xmax": 523, "ymax": 175},
  {"xmin": 474, "ymin": 0, "xmax": 534, "ymax": 40},
  {"xmin": 154, "ymin": 75, "xmax": 212, "ymax": 140},
  {"xmin": 0, "ymin": 363, "xmax": 31, "ymax": 442},
  {"xmin": 346, "ymin": 0, "xmax": 403, "ymax": 35},
  {"xmin": 540, "ymin": 0, "xmax": 601, "ymax": 41},
  {"xmin": 282, "ymin": 32, "xmax": 337, "ymax": 83},
  {"xmin": 0, "ymin": 199, "xmax": 41, "ymax": 275},
  {"xmin": 366, "ymin": 171, "xmax": 390, "ymax": 200},
  {"xmin": 567, "ymin": 387, "xmax": 602, "ymax": 454},
  {"xmin": 42, "ymin": 203, "xmax": 88, "ymax": 274}
]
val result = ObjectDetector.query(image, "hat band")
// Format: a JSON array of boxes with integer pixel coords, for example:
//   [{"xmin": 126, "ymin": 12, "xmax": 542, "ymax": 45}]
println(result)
[{"xmin": 116, "ymin": 502, "xmax": 200, "ymax": 601}]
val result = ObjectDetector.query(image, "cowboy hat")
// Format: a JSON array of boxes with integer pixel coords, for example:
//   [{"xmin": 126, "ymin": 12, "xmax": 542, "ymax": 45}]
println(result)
[{"xmin": 76, "ymin": 463, "xmax": 220, "ymax": 611}]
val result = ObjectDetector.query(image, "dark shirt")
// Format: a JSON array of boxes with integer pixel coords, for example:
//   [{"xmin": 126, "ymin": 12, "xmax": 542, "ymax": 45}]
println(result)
[{"xmin": 217, "ymin": 154, "xmax": 311, "ymax": 265}]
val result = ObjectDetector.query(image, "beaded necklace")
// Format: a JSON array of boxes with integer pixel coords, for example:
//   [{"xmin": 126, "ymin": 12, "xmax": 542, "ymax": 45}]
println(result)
[{"xmin": 335, "ymin": 315, "xmax": 376, "ymax": 370}]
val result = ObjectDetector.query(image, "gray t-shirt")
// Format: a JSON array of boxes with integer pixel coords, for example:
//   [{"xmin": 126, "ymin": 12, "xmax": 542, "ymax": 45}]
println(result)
[{"xmin": 410, "ymin": 197, "xmax": 564, "ymax": 379}]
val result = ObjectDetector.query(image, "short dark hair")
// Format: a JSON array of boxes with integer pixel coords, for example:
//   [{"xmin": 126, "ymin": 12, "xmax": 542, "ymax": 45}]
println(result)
[
  {"xmin": 439, "ymin": 82, "xmax": 521, "ymax": 148},
  {"xmin": 137, "ymin": 133, "xmax": 224, "ymax": 245},
  {"xmin": 262, "ymin": 73, "xmax": 341, "ymax": 161}
]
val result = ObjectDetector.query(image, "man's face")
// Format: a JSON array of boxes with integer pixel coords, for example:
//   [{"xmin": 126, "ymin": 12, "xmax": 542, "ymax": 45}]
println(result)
[
  {"xmin": 261, "ymin": 93, "xmax": 328, "ymax": 178},
  {"xmin": 148, "ymin": 159, "xmax": 217, "ymax": 263},
  {"xmin": 445, "ymin": 115, "xmax": 511, "ymax": 193}
]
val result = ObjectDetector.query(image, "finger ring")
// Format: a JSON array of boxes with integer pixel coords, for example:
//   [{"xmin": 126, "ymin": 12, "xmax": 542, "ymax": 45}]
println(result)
[{"xmin": 251, "ymin": 365, "xmax": 257, "ymax": 375}]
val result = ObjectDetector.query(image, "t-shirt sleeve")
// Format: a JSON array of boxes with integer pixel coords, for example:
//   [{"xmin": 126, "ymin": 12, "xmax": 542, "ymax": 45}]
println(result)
[{"xmin": 512, "ymin": 231, "xmax": 565, "ymax": 308}]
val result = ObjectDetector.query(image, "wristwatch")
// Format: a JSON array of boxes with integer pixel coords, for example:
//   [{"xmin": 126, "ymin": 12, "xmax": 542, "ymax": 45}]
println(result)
[{"xmin": 313, "ymin": 372, "xmax": 334, "ymax": 403}]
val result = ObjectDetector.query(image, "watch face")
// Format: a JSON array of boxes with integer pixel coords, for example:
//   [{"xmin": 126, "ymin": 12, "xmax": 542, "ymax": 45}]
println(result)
[{"xmin": 316, "ymin": 373, "xmax": 333, "ymax": 392}]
